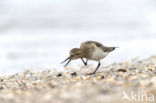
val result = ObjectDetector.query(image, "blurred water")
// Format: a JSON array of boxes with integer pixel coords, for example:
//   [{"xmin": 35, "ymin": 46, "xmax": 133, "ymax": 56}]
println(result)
[{"xmin": 0, "ymin": 0, "xmax": 156, "ymax": 75}]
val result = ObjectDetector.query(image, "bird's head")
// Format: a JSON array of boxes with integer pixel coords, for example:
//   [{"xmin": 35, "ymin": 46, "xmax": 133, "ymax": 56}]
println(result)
[
  {"xmin": 69, "ymin": 48, "xmax": 83, "ymax": 60},
  {"xmin": 61, "ymin": 48, "xmax": 83, "ymax": 67}
]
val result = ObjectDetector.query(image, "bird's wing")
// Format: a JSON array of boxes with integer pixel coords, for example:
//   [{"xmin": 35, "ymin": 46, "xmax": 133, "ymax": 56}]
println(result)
[
  {"xmin": 80, "ymin": 41, "xmax": 104, "ymax": 48},
  {"xmin": 80, "ymin": 41, "xmax": 97, "ymax": 58},
  {"xmin": 86, "ymin": 41, "xmax": 110, "ymax": 52}
]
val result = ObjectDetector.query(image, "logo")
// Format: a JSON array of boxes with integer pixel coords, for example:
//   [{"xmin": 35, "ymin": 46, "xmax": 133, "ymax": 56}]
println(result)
[{"xmin": 122, "ymin": 91, "xmax": 155, "ymax": 102}]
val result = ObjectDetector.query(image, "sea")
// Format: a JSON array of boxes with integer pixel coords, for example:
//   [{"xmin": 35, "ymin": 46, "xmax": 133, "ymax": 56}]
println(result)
[{"xmin": 0, "ymin": 0, "xmax": 156, "ymax": 75}]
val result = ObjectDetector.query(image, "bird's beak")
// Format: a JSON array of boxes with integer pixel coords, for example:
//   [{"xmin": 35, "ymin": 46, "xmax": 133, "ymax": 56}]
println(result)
[
  {"xmin": 111, "ymin": 46, "xmax": 119, "ymax": 51},
  {"xmin": 115, "ymin": 46, "xmax": 119, "ymax": 48},
  {"xmin": 61, "ymin": 57, "xmax": 71, "ymax": 67},
  {"xmin": 64, "ymin": 59, "xmax": 71, "ymax": 67},
  {"xmin": 61, "ymin": 57, "xmax": 70, "ymax": 64}
]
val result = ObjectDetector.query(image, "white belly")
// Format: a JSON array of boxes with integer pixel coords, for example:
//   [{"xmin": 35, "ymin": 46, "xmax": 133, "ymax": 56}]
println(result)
[{"xmin": 91, "ymin": 47, "xmax": 108, "ymax": 61}]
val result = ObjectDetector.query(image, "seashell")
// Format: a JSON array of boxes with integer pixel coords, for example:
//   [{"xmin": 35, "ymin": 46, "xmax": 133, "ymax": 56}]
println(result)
[
  {"xmin": 57, "ymin": 73, "xmax": 62, "ymax": 77},
  {"xmin": 118, "ymin": 69, "xmax": 127, "ymax": 72},
  {"xmin": 71, "ymin": 72, "xmax": 77, "ymax": 76}
]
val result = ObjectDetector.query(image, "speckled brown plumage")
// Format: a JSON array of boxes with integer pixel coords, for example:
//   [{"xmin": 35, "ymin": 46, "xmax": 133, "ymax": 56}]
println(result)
[{"xmin": 61, "ymin": 41, "xmax": 118, "ymax": 75}]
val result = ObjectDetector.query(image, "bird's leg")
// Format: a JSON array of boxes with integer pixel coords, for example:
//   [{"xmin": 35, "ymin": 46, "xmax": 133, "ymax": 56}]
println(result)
[
  {"xmin": 81, "ymin": 58, "xmax": 87, "ymax": 65},
  {"xmin": 85, "ymin": 59, "xmax": 88, "ymax": 65},
  {"xmin": 87, "ymin": 61, "xmax": 101, "ymax": 75}
]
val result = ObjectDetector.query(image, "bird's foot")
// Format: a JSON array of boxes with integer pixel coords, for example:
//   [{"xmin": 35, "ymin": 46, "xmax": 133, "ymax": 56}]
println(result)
[
  {"xmin": 84, "ymin": 62, "xmax": 87, "ymax": 66},
  {"xmin": 86, "ymin": 72, "xmax": 96, "ymax": 75}
]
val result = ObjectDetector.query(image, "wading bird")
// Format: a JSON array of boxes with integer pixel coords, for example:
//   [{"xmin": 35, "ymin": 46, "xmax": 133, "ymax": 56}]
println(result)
[{"xmin": 61, "ymin": 41, "xmax": 118, "ymax": 75}]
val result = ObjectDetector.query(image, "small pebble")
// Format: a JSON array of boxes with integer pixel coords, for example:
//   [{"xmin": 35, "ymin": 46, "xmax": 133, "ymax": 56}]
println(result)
[
  {"xmin": 0, "ymin": 86, "xmax": 3, "ymax": 90},
  {"xmin": 129, "ymin": 67, "xmax": 136, "ymax": 70},
  {"xmin": 118, "ymin": 69, "xmax": 127, "ymax": 72},
  {"xmin": 0, "ymin": 78, "xmax": 3, "ymax": 82},
  {"xmin": 71, "ymin": 72, "xmax": 77, "ymax": 76},
  {"xmin": 100, "ymin": 75, "xmax": 104, "ymax": 79},
  {"xmin": 57, "ymin": 73, "xmax": 62, "ymax": 77}
]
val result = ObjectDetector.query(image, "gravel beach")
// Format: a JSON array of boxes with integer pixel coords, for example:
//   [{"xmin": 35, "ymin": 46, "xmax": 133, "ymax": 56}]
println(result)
[{"xmin": 0, "ymin": 56, "xmax": 156, "ymax": 103}]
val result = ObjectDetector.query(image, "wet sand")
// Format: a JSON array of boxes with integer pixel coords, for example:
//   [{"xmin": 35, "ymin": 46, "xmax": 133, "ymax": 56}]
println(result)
[{"xmin": 0, "ymin": 56, "xmax": 156, "ymax": 103}]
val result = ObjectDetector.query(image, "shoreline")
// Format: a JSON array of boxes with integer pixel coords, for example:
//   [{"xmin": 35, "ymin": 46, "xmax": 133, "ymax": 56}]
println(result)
[{"xmin": 0, "ymin": 56, "xmax": 156, "ymax": 103}]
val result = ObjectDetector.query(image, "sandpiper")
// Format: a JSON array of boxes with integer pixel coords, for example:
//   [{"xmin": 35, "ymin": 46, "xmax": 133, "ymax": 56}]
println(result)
[{"xmin": 61, "ymin": 41, "xmax": 118, "ymax": 75}]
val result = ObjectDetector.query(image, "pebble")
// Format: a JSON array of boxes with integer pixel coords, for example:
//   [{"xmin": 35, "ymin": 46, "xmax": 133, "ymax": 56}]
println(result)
[
  {"xmin": 57, "ymin": 73, "xmax": 62, "ymax": 77},
  {"xmin": 100, "ymin": 75, "xmax": 104, "ymax": 79},
  {"xmin": 71, "ymin": 72, "xmax": 77, "ymax": 76},
  {"xmin": 0, "ymin": 56, "xmax": 155, "ymax": 103},
  {"xmin": 117, "ymin": 69, "xmax": 127, "ymax": 72}
]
